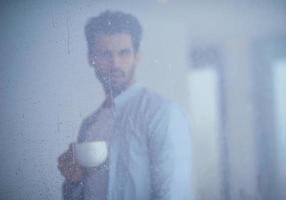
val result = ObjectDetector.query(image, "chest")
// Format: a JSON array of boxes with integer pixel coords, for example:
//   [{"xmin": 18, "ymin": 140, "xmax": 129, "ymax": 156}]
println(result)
[{"xmin": 112, "ymin": 112, "xmax": 149, "ymax": 164}]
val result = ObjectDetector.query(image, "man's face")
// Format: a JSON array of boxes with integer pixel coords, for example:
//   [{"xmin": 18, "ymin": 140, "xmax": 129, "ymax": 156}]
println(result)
[{"xmin": 91, "ymin": 33, "xmax": 139, "ymax": 95}]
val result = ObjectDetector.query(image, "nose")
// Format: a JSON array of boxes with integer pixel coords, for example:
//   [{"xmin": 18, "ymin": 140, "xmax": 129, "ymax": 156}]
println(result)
[{"xmin": 110, "ymin": 54, "xmax": 121, "ymax": 69}]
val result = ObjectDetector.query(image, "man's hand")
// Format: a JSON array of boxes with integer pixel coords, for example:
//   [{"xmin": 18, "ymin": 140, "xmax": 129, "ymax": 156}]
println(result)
[{"xmin": 58, "ymin": 144, "xmax": 84, "ymax": 182}]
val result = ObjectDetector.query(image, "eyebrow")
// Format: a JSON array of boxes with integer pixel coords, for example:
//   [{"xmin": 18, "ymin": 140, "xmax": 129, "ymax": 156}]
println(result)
[{"xmin": 119, "ymin": 48, "xmax": 132, "ymax": 54}]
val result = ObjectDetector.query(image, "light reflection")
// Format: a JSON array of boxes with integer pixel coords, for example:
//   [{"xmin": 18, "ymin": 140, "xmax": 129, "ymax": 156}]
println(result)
[{"xmin": 273, "ymin": 60, "xmax": 286, "ymax": 199}]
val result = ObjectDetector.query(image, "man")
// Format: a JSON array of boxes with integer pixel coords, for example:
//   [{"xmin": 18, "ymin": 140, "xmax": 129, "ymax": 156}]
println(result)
[{"xmin": 58, "ymin": 10, "xmax": 192, "ymax": 200}]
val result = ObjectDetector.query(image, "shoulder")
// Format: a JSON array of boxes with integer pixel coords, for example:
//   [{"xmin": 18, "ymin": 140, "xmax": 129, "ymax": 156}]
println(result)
[
  {"xmin": 80, "ymin": 109, "xmax": 99, "ymax": 128},
  {"xmin": 77, "ymin": 108, "xmax": 101, "ymax": 142},
  {"xmin": 137, "ymin": 87, "xmax": 171, "ymax": 111},
  {"xmin": 141, "ymin": 90, "xmax": 191, "ymax": 141},
  {"xmin": 136, "ymin": 87, "xmax": 186, "ymax": 122}
]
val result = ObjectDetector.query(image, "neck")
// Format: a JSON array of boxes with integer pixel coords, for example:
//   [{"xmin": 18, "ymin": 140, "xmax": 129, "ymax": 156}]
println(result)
[
  {"xmin": 102, "ymin": 96, "xmax": 115, "ymax": 108},
  {"xmin": 103, "ymin": 81, "xmax": 135, "ymax": 103}
]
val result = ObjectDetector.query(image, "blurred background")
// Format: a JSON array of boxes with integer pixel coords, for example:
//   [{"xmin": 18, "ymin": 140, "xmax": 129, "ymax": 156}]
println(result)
[{"xmin": 0, "ymin": 0, "xmax": 285, "ymax": 199}]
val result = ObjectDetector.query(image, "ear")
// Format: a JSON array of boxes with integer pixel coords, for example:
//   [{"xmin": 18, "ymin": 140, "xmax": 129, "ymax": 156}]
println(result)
[
  {"xmin": 88, "ymin": 51, "xmax": 95, "ymax": 67},
  {"xmin": 135, "ymin": 52, "xmax": 142, "ymax": 64}
]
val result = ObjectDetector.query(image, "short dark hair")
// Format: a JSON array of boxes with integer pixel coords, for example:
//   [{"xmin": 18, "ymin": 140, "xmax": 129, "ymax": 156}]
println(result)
[{"xmin": 85, "ymin": 10, "xmax": 143, "ymax": 53}]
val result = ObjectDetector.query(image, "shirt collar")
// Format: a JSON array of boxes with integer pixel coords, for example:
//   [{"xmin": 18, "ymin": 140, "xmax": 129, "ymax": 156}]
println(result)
[{"xmin": 113, "ymin": 83, "xmax": 143, "ymax": 109}]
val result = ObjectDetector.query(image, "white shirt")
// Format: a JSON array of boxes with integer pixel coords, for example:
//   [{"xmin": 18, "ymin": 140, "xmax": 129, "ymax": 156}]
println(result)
[{"xmin": 66, "ymin": 83, "xmax": 193, "ymax": 200}]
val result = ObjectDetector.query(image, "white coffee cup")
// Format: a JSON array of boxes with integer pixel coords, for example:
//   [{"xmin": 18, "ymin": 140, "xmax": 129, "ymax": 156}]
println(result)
[{"xmin": 73, "ymin": 141, "xmax": 108, "ymax": 168}]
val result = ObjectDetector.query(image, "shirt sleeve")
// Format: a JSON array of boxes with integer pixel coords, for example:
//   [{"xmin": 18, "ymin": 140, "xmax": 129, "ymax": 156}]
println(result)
[{"xmin": 148, "ymin": 103, "xmax": 193, "ymax": 200}]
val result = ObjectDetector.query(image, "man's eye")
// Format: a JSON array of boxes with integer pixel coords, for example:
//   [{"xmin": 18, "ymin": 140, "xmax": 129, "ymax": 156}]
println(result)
[
  {"xmin": 97, "ymin": 51, "xmax": 112, "ymax": 58},
  {"xmin": 119, "ymin": 49, "xmax": 131, "ymax": 56}
]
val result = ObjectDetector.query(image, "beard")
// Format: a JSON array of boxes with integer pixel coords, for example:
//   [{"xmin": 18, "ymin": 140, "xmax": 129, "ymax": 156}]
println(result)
[{"xmin": 95, "ymin": 67, "xmax": 135, "ymax": 97}]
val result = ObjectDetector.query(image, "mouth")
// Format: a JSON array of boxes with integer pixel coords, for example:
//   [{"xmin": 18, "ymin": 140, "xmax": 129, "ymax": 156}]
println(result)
[
  {"xmin": 98, "ymin": 71, "xmax": 124, "ymax": 83},
  {"xmin": 110, "ymin": 71, "xmax": 124, "ymax": 79}
]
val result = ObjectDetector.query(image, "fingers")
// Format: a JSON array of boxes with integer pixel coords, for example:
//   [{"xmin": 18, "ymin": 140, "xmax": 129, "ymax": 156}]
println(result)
[
  {"xmin": 58, "ymin": 151, "xmax": 71, "ymax": 170},
  {"xmin": 57, "ymin": 146, "xmax": 83, "ymax": 182},
  {"xmin": 60, "ymin": 162, "xmax": 83, "ymax": 182}
]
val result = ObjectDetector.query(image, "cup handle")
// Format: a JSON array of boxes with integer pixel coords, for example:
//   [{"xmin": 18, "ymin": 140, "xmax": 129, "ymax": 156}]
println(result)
[{"xmin": 71, "ymin": 143, "xmax": 76, "ymax": 164}]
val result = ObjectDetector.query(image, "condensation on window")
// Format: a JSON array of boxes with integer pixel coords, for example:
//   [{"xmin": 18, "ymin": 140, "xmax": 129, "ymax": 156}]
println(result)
[{"xmin": 0, "ymin": 1, "xmax": 286, "ymax": 200}]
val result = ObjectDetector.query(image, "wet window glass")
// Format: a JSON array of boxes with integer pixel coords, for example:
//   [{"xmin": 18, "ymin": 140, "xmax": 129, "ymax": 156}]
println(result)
[{"xmin": 1, "ymin": 1, "xmax": 286, "ymax": 200}]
